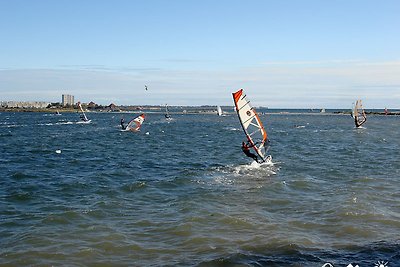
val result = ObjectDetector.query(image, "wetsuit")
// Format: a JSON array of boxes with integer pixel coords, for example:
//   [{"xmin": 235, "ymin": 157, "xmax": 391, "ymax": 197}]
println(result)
[
  {"xmin": 121, "ymin": 119, "xmax": 126, "ymax": 130},
  {"xmin": 242, "ymin": 143, "xmax": 259, "ymax": 162}
]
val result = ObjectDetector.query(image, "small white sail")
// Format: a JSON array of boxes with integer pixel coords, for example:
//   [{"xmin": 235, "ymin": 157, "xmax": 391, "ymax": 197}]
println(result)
[
  {"xmin": 217, "ymin": 106, "xmax": 223, "ymax": 116},
  {"xmin": 78, "ymin": 103, "xmax": 91, "ymax": 123},
  {"xmin": 165, "ymin": 104, "xmax": 172, "ymax": 120},
  {"xmin": 353, "ymin": 100, "xmax": 367, "ymax": 127}
]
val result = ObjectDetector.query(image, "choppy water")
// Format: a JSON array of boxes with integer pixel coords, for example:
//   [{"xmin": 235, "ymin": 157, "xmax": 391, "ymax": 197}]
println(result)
[{"xmin": 1, "ymin": 111, "xmax": 399, "ymax": 266}]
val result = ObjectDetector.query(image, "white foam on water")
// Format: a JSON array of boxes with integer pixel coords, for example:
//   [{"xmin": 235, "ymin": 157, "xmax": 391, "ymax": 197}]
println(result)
[
  {"xmin": 232, "ymin": 159, "xmax": 278, "ymax": 176},
  {"xmin": 56, "ymin": 121, "xmax": 74, "ymax": 125},
  {"xmin": 355, "ymin": 126, "xmax": 366, "ymax": 129},
  {"xmin": 225, "ymin": 127, "xmax": 240, "ymax": 131},
  {"xmin": 76, "ymin": 120, "xmax": 91, "ymax": 124}
]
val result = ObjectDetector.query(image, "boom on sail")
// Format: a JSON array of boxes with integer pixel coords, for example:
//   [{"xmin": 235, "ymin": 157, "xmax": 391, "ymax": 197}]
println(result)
[{"xmin": 232, "ymin": 89, "xmax": 270, "ymax": 162}]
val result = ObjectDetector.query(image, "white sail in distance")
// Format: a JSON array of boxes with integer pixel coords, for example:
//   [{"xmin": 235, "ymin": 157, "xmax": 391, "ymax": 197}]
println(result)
[
  {"xmin": 353, "ymin": 99, "xmax": 367, "ymax": 128},
  {"xmin": 165, "ymin": 104, "xmax": 171, "ymax": 120},
  {"xmin": 217, "ymin": 106, "xmax": 223, "ymax": 116},
  {"xmin": 78, "ymin": 103, "xmax": 91, "ymax": 123}
]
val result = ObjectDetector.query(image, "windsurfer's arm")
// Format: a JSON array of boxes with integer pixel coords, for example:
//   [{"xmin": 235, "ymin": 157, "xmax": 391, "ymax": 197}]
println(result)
[{"xmin": 246, "ymin": 141, "xmax": 259, "ymax": 148}]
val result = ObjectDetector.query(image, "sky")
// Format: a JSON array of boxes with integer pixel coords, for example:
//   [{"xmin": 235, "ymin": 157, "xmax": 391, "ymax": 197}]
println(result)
[{"xmin": 0, "ymin": 0, "xmax": 399, "ymax": 108}]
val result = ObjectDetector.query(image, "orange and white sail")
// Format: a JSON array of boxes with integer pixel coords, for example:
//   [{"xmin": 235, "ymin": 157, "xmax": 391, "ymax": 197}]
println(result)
[
  {"xmin": 352, "ymin": 100, "xmax": 367, "ymax": 128},
  {"xmin": 126, "ymin": 114, "xmax": 145, "ymax": 132},
  {"xmin": 232, "ymin": 89, "xmax": 269, "ymax": 161}
]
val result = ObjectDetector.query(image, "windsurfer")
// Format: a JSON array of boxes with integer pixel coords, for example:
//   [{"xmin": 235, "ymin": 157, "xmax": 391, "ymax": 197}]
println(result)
[
  {"xmin": 355, "ymin": 112, "xmax": 366, "ymax": 127},
  {"xmin": 120, "ymin": 118, "xmax": 126, "ymax": 130},
  {"xmin": 241, "ymin": 141, "xmax": 259, "ymax": 163}
]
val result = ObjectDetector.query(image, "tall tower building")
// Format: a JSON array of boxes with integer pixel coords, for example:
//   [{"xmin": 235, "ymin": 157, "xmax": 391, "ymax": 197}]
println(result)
[{"xmin": 62, "ymin": 94, "xmax": 75, "ymax": 106}]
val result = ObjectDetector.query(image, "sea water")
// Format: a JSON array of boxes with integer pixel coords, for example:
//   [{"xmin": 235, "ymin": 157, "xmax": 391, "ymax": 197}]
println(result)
[{"xmin": 0, "ymin": 112, "xmax": 399, "ymax": 266}]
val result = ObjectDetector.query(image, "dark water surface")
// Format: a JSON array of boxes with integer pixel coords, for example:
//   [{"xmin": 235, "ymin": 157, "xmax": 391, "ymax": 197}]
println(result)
[{"xmin": 1, "ymin": 112, "xmax": 399, "ymax": 266}]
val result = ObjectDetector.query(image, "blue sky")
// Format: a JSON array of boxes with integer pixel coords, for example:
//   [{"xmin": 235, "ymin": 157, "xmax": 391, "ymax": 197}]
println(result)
[{"xmin": 1, "ymin": 0, "xmax": 399, "ymax": 108}]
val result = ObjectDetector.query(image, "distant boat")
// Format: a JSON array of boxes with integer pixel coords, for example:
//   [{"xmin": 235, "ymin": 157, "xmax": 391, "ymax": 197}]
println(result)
[
  {"xmin": 352, "ymin": 100, "xmax": 367, "ymax": 128},
  {"xmin": 77, "ymin": 103, "xmax": 91, "ymax": 123},
  {"xmin": 232, "ymin": 89, "xmax": 271, "ymax": 163},
  {"xmin": 126, "ymin": 114, "xmax": 145, "ymax": 132},
  {"xmin": 56, "ymin": 110, "xmax": 61, "ymax": 116},
  {"xmin": 217, "ymin": 106, "xmax": 223, "ymax": 116},
  {"xmin": 164, "ymin": 104, "xmax": 172, "ymax": 120},
  {"xmin": 320, "ymin": 108, "xmax": 326, "ymax": 113}
]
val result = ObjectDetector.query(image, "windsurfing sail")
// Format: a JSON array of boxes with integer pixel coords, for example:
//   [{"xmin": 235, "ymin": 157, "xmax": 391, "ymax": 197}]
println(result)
[
  {"xmin": 78, "ymin": 103, "xmax": 90, "ymax": 122},
  {"xmin": 165, "ymin": 104, "xmax": 171, "ymax": 119},
  {"xmin": 126, "ymin": 114, "xmax": 145, "ymax": 131},
  {"xmin": 232, "ymin": 89, "xmax": 269, "ymax": 162},
  {"xmin": 352, "ymin": 99, "xmax": 367, "ymax": 127},
  {"xmin": 217, "ymin": 106, "xmax": 223, "ymax": 116}
]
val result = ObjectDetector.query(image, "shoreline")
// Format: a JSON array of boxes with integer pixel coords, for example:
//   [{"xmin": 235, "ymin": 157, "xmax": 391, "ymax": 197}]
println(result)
[{"xmin": 1, "ymin": 108, "xmax": 399, "ymax": 116}]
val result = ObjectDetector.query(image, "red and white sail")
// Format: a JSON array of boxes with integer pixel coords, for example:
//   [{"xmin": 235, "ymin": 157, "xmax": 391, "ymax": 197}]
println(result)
[
  {"xmin": 232, "ymin": 89, "xmax": 269, "ymax": 161},
  {"xmin": 126, "ymin": 114, "xmax": 146, "ymax": 132}
]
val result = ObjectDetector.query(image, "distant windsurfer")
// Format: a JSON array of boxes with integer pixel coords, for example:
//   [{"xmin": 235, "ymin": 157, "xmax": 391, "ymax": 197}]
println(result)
[
  {"xmin": 241, "ymin": 141, "xmax": 260, "ymax": 163},
  {"xmin": 354, "ymin": 111, "xmax": 366, "ymax": 128},
  {"xmin": 120, "ymin": 118, "xmax": 126, "ymax": 130}
]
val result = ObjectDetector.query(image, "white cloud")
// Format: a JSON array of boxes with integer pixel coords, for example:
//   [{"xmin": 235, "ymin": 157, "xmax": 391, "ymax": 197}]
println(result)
[{"xmin": 1, "ymin": 60, "xmax": 399, "ymax": 108}]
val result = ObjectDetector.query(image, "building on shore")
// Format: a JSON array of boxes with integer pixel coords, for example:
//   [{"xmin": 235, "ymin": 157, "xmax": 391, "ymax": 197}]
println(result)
[
  {"xmin": 62, "ymin": 94, "xmax": 74, "ymax": 106},
  {"xmin": 1, "ymin": 101, "xmax": 51, "ymax": 108}
]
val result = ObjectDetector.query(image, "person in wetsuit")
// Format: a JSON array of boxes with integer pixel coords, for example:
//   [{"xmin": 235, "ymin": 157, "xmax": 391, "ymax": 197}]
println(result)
[
  {"xmin": 80, "ymin": 114, "xmax": 88, "ymax": 122},
  {"xmin": 241, "ymin": 141, "xmax": 259, "ymax": 163},
  {"xmin": 120, "ymin": 118, "xmax": 126, "ymax": 130}
]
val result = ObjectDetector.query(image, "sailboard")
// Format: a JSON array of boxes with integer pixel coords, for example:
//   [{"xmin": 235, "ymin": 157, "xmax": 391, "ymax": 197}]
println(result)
[
  {"xmin": 77, "ymin": 103, "xmax": 91, "ymax": 123},
  {"xmin": 164, "ymin": 104, "xmax": 172, "ymax": 120},
  {"xmin": 352, "ymin": 99, "xmax": 367, "ymax": 128},
  {"xmin": 126, "ymin": 114, "xmax": 145, "ymax": 132},
  {"xmin": 217, "ymin": 106, "xmax": 223, "ymax": 116},
  {"xmin": 232, "ymin": 89, "xmax": 270, "ymax": 162}
]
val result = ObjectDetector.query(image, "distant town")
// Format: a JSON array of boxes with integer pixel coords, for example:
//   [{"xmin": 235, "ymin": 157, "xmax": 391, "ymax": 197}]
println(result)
[
  {"xmin": 0, "ymin": 94, "xmax": 231, "ymax": 114},
  {"xmin": 1, "ymin": 94, "xmax": 398, "ymax": 115}
]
